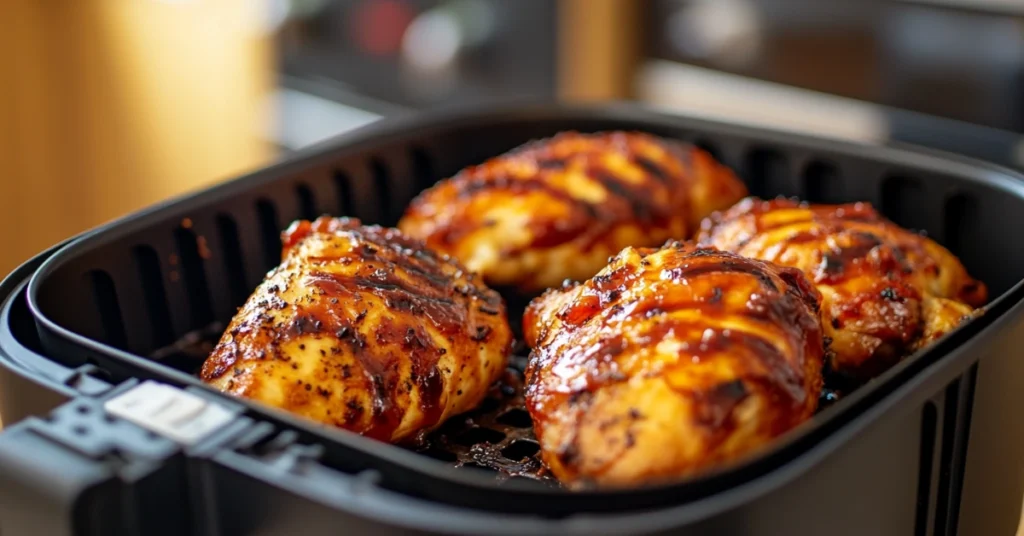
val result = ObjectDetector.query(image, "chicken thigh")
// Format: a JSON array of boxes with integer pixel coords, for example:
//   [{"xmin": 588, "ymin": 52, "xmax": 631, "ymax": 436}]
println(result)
[
  {"xmin": 698, "ymin": 198, "xmax": 986, "ymax": 380},
  {"xmin": 201, "ymin": 217, "xmax": 513, "ymax": 443},
  {"xmin": 523, "ymin": 242, "xmax": 825, "ymax": 488},
  {"xmin": 399, "ymin": 131, "xmax": 748, "ymax": 292}
]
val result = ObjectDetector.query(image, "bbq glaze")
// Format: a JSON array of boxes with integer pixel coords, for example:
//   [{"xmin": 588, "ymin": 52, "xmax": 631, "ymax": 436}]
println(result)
[
  {"xmin": 698, "ymin": 197, "xmax": 986, "ymax": 380},
  {"xmin": 523, "ymin": 242, "xmax": 825, "ymax": 488},
  {"xmin": 201, "ymin": 217, "xmax": 513, "ymax": 443},
  {"xmin": 398, "ymin": 131, "xmax": 748, "ymax": 292}
]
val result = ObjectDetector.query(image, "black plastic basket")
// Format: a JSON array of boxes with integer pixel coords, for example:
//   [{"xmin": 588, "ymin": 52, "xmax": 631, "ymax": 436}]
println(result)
[{"xmin": 2, "ymin": 103, "xmax": 1024, "ymax": 535}]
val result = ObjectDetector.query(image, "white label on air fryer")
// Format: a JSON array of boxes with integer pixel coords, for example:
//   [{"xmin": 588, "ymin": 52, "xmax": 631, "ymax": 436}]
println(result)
[{"xmin": 104, "ymin": 381, "xmax": 236, "ymax": 445}]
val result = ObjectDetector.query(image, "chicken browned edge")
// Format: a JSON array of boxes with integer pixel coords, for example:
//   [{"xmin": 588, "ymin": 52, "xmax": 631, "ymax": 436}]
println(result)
[
  {"xmin": 398, "ymin": 130, "xmax": 748, "ymax": 293},
  {"xmin": 201, "ymin": 216, "xmax": 513, "ymax": 444},
  {"xmin": 523, "ymin": 242, "xmax": 825, "ymax": 489},
  {"xmin": 698, "ymin": 197, "xmax": 987, "ymax": 381}
]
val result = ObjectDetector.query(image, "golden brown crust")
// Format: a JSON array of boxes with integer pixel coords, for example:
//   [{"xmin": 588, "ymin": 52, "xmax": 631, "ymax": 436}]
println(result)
[
  {"xmin": 523, "ymin": 242, "xmax": 824, "ymax": 488},
  {"xmin": 698, "ymin": 197, "xmax": 987, "ymax": 380},
  {"xmin": 398, "ymin": 131, "xmax": 748, "ymax": 292},
  {"xmin": 201, "ymin": 216, "xmax": 513, "ymax": 443}
]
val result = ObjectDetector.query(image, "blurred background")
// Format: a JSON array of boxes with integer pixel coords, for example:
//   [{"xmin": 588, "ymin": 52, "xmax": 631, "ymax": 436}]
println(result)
[{"xmin": 3, "ymin": 0, "xmax": 1024, "ymax": 276}]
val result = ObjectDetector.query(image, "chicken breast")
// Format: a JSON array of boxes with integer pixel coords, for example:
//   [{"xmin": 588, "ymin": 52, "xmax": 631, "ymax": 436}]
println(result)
[
  {"xmin": 698, "ymin": 198, "xmax": 987, "ymax": 380},
  {"xmin": 523, "ymin": 242, "xmax": 825, "ymax": 488},
  {"xmin": 398, "ymin": 131, "xmax": 748, "ymax": 292},
  {"xmin": 201, "ymin": 216, "xmax": 513, "ymax": 443}
]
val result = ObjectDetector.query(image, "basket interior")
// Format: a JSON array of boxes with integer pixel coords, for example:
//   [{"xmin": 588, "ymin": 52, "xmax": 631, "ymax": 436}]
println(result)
[{"xmin": 29, "ymin": 107, "xmax": 1024, "ymax": 498}]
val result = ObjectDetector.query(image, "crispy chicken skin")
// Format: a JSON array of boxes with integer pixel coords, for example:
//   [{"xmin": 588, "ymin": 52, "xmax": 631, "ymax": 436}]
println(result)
[
  {"xmin": 523, "ymin": 242, "xmax": 824, "ymax": 488},
  {"xmin": 698, "ymin": 198, "xmax": 987, "ymax": 380},
  {"xmin": 398, "ymin": 131, "xmax": 748, "ymax": 292},
  {"xmin": 201, "ymin": 217, "xmax": 512, "ymax": 443}
]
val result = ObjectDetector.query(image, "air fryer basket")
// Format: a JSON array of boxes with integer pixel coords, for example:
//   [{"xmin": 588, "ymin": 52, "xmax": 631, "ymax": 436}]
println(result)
[{"xmin": 17, "ymin": 103, "xmax": 1024, "ymax": 534}]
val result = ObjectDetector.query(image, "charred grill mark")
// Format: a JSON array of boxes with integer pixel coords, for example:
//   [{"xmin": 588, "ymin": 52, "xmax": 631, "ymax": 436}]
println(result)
[
  {"xmin": 443, "ymin": 173, "xmax": 604, "ymax": 250},
  {"xmin": 452, "ymin": 174, "xmax": 599, "ymax": 218},
  {"xmin": 889, "ymin": 245, "xmax": 914, "ymax": 275},
  {"xmin": 305, "ymin": 271, "xmax": 468, "ymax": 337},
  {"xmin": 662, "ymin": 258, "xmax": 780, "ymax": 293},
  {"xmin": 712, "ymin": 379, "xmax": 748, "ymax": 401},
  {"xmin": 688, "ymin": 328, "xmax": 806, "ymax": 403},
  {"xmin": 391, "ymin": 259, "xmax": 453, "ymax": 288},
  {"xmin": 472, "ymin": 325, "xmax": 492, "ymax": 341},
  {"xmin": 588, "ymin": 167, "xmax": 655, "ymax": 223},
  {"xmin": 852, "ymin": 231, "xmax": 884, "ymax": 248},
  {"xmin": 536, "ymin": 157, "xmax": 567, "ymax": 169},
  {"xmin": 632, "ymin": 155, "xmax": 669, "ymax": 184},
  {"xmin": 774, "ymin": 266, "xmax": 823, "ymax": 314},
  {"xmin": 820, "ymin": 252, "xmax": 845, "ymax": 276}
]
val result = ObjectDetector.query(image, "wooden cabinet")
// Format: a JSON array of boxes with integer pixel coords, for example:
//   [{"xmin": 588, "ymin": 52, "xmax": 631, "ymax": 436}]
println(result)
[{"xmin": 0, "ymin": 0, "xmax": 276, "ymax": 275}]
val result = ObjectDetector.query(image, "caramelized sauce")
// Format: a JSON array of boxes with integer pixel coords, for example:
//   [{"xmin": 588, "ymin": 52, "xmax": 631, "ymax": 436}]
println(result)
[
  {"xmin": 523, "ymin": 244, "xmax": 826, "ymax": 482},
  {"xmin": 699, "ymin": 197, "xmax": 988, "ymax": 381},
  {"xmin": 203, "ymin": 216, "xmax": 509, "ymax": 444},
  {"xmin": 402, "ymin": 131, "xmax": 736, "ymax": 263}
]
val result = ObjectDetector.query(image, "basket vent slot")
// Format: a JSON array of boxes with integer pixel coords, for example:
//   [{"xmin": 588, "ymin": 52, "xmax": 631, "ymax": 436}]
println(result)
[
  {"xmin": 915, "ymin": 401, "xmax": 938, "ymax": 536},
  {"xmin": 411, "ymin": 146, "xmax": 437, "ymax": 192},
  {"xmin": 744, "ymin": 148, "xmax": 790, "ymax": 198},
  {"xmin": 132, "ymin": 245, "xmax": 174, "ymax": 347},
  {"xmin": 693, "ymin": 139, "xmax": 722, "ymax": 162},
  {"xmin": 943, "ymin": 193, "xmax": 976, "ymax": 257},
  {"xmin": 216, "ymin": 214, "xmax": 249, "ymax": 308},
  {"xmin": 496, "ymin": 408, "xmax": 532, "ymax": 428},
  {"xmin": 333, "ymin": 170, "xmax": 355, "ymax": 217},
  {"xmin": 370, "ymin": 158, "xmax": 393, "ymax": 224},
  {"xmin": 803, "ymin": 161, "xmax": 844, "ymax": 204},
  {"xmin": 501, "ymin": 439, "xmax": 540, "ymax": 461},
  {"xmin": 296, "ymin": 183, "xmax": 318, "ymax": 221},
  {"xmin": 256, "ymin": 199, "xmax": 281, "ymax": 272},
  {"xmin": 174, "ymin": 226, "xmax": 213, "ymax": 329},
  {"xmin": 476, "ymin": 396, "xmax": 500, "ymax": 414},
  {"xmin": 88, "ymin": 270, "xmax": 127, "ymax": 349},
  {"xmin": 933, "ymin": 367, "xmax": 977, "ymax": 536},
  {"xmin": 880, "ymin": 176, "xmax": 923, "ymax": 230}
]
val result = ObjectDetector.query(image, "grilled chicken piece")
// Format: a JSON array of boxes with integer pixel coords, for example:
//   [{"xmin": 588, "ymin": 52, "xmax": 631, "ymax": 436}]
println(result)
[
  {"xmin": 201, "ymin": 217, "xmax": 512, "ymax": 443},
  {"xmin": 698, "ymin": 198, "xmax": 987, "ymax": 381},
  {"xmin": 523, "ymin": 242, "xmax": 824, "ymax": 488},
  {"xmin": 398, "ymin": 131, "xmax": 748, "ymax": 292}
]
